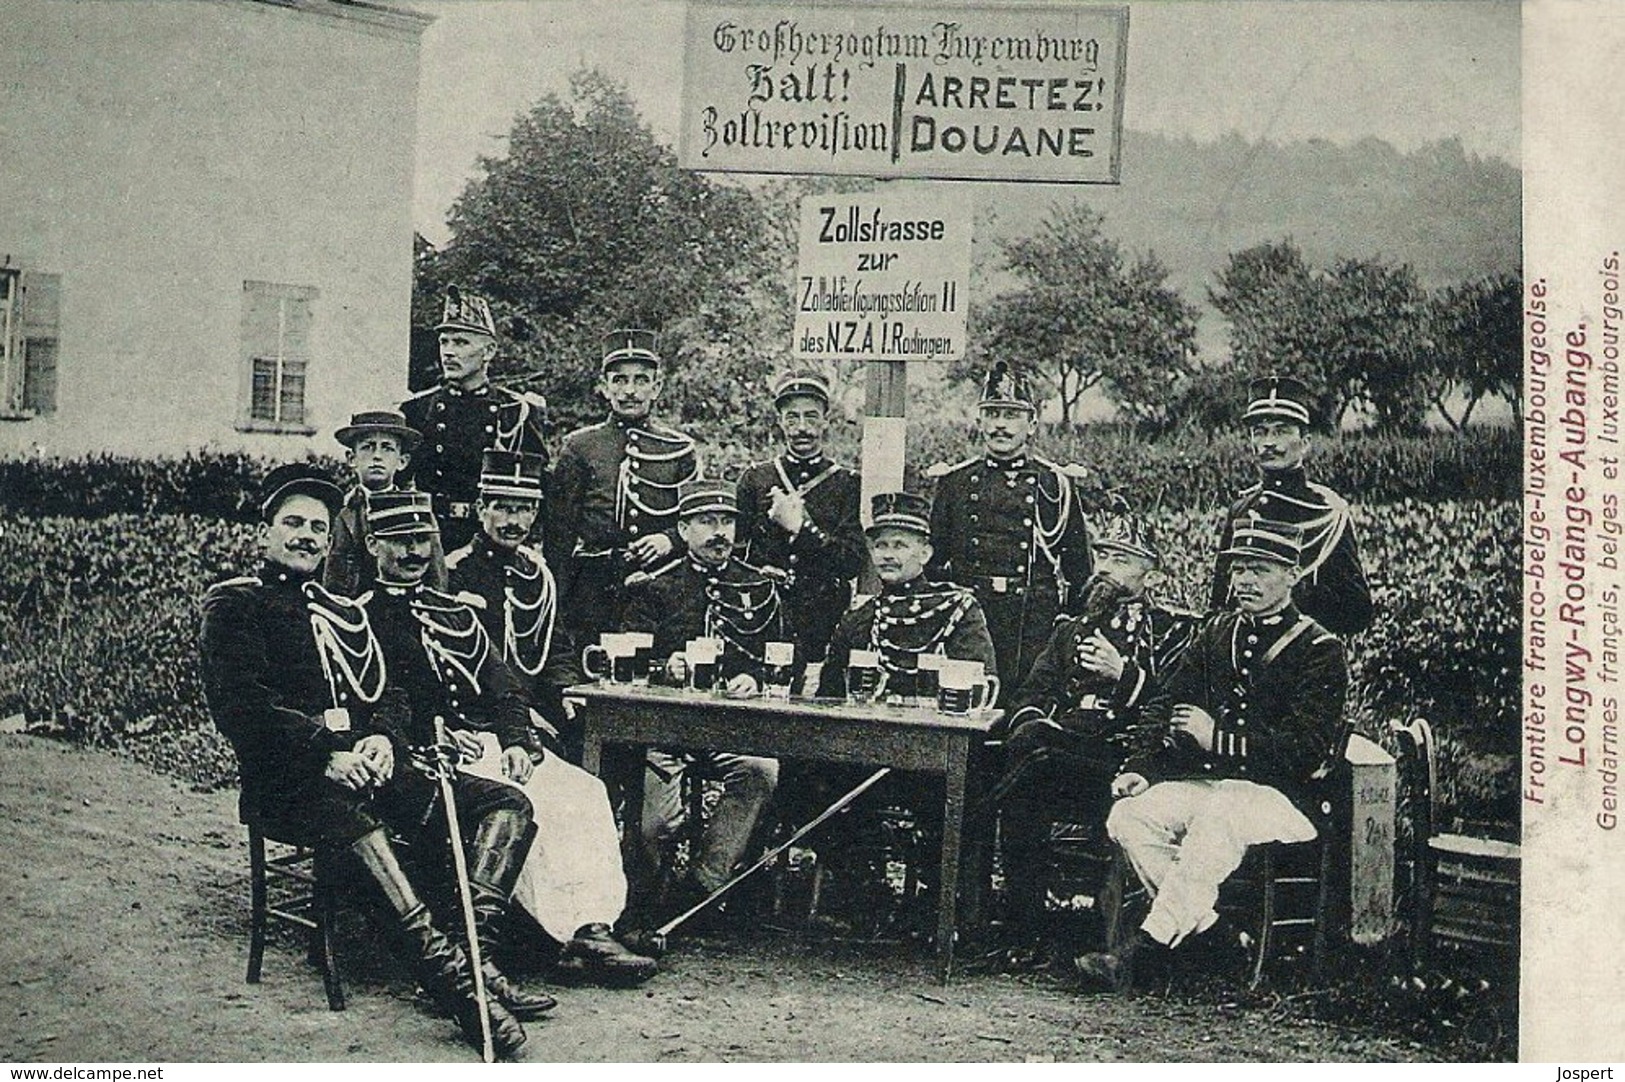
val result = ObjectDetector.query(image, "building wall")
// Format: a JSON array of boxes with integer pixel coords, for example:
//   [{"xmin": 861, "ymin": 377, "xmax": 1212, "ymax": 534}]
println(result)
[{"xmin": 0, "ymin": 0, "xmax": 427, "ymax": 458}]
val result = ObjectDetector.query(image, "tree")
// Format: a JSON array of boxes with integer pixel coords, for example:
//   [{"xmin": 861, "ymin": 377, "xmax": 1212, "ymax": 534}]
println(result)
[
  {"xmin": 1428, "ymin": 271, "xmax": 1522, "ymax": 429},
  {"xmin": 416, "ymin": 70, "xmax": 783, "ymax": 438},
  {"xmin": 962, "ymin": 205, "xmax": 1199, "ymax": 427},
  {"xmin": 1210, "ymin": 241, "xmax": 1433, "ymax": 432}
]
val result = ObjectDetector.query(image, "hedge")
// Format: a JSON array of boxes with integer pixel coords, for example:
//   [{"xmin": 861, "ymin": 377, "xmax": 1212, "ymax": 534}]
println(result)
[
  {"xmin": 0, "ymin": 426, "xmax": 1517, "ymax": 519},
  {"xmin": 1, "ymin": 500, "xmax": 1518, "ymax": 827}
]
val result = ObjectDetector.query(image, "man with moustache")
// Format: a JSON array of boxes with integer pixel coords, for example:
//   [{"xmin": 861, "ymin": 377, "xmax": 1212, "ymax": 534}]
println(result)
[
  {"xmin": 736, "ymin": 371, "xmax": 865, "ymax": 663},
  {"xmin": 1075, "ymin": 518, "xmax": 1350, "ymax": 992},
  {"xmin": 990, "ymin": 507, "xmax": 1201, "ymax": 957},
  {"xmin": 403, "ymin": 286, "xmax": 549, "ymax": 551},
  {"xmin": 548, "ymin": 329, "xmax": 698, "ymax": 644},
  {"xmin": 619, "ymin": 479, "xmax": 785, "ymax": 932},
  {"xmin": 200, "ymin": 465, "xmax": 531, "ymax": 1057},
  {"xmin": 446, "ymin": 450, "xmax": 658, "ymax": 986},
  {"xmin": 928, "ymin": 361, "xmax": 1095, "ymax": 696},
  {"xmin": 1210, "ymin": 375, "xmax": 1372, "ymax": 636},
  {"xmin": 358, "ymin": 490, "xmax": 560, "ymax": 1024},
  {"xmin": 799, "ymin": 492, "xmax": 997, "ymax": 925}
]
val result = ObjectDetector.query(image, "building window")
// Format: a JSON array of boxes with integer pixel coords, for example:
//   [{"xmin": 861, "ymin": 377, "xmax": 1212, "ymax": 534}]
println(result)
[
  {"xmin": 1, "ymin": 267, "xmax": 62, "ymax": 419},
  {"xmin": 239, "ymin": 280, "xmax": 317, "ymax": 434}
]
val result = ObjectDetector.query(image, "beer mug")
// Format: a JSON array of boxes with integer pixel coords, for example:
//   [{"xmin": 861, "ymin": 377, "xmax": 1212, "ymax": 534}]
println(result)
[
  {"xmin": 763, "ymin": 641, "xmax": 796, "ymax": 701},
  {"xmin": 582, "ymin": 633, "xmax": 636, "ymax": 684},
  {"xmin": 914, "ymin": 652, "xmax": 944, "ymax": 709},
  {"xmin": 938, "ymin": 659, "xmax": 999, "ymax": 716},
  {"xmin": 685, "ymin": 637, "xmax": 722, "ymax": 693},
  {"xmin": 624, "ymin": 631, "xmax": 655, "ymax": 684},
  {"xmin": 846, "ymin": 649, "xmax": 884, "ymax": 705}
]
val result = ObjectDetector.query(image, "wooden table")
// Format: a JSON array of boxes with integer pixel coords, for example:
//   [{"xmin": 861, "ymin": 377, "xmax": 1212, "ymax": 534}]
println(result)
[{"xmin": 568, "ymin": 682, "xmax": 998, "ymax": 981}]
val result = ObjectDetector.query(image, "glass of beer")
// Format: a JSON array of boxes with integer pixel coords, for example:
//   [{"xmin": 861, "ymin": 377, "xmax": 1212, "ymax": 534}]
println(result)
[
  {"xmin": 582, "ymin": 633, "xmax": 636, "ymax": 684},
  {"xmin": 624, "ymin": 631, "xmax": 655, "ymax": 685},
  {"xmin": 763, "ymin": 641, "xmax": 796, "ymax": 701},
  {"xmin": 914, "ymin": 652, "xmax": 944, "ymax": 709},
  {"xmin": 686, "ymin": 637, "xmax": 722, "ymax": 693},
  {"xmin": 938, "ymin": 660, "xmax": 999, "ymax": 714},
  {"xmin": 847, "ymin": 649, "xmax": 884, "ymax": 705}
]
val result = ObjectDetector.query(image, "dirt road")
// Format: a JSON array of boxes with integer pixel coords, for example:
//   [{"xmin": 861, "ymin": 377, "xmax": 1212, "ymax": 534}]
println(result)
[{"xmin": 0, "ymin": 735, "xmax": 1437, "ymax": 1063}]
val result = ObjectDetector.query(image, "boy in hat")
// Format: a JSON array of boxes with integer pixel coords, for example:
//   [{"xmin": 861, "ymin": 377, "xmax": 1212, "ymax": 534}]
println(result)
[
  {"xmin": 548, "ymin": 328, "xmax": 698, "ymax": 645},
  {"xmin": 201, "ymin": 465, "xmax": 531, "ymax": 1056},
  {"xmin": 928, "ymin": 361, "xmax": 1095, "ymax": 696},
  {"xmin": 1210, "ymin": 374, "xmax": 1372, "ymax": 635},
  {"xmin": 324, "ymin": 409, "xmax": 446, "ymax": 597},
  {"xmin": 402, "ymin": 285, "xmax": 549, "ymax": 551},
  {"xmin": 989, "ymin": 505, "xmax": 1201, "ymax": 959},
  {"xmin": 1076, "ymin": 518, "xmax": 1350, "ymax": 992},
  {"xmin": 737, "ymin": 370, "xmax": 865, "ymax": 662},
  {"xmin": 447, "ymin": 450, "xmax": 658, "ymax": 986},
  {"xmin": 619, "ymin": 478, "xmax": 784, "ymax": 935}
]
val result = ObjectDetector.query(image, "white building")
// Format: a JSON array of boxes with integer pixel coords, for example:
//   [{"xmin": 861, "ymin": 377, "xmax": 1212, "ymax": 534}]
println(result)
[{"xmin": 0, "ymin": 0, "xmax": 430, "ymax": 457}]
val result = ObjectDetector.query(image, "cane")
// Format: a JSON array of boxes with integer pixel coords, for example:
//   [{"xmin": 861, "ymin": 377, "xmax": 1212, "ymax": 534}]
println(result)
[
  {"xmin": 432, "ymin": 716, "xmax": 494, "ymax": 1064},
  {"xmin": 653, "ymin": 766, "xmax": 892, "ymax": 943}
]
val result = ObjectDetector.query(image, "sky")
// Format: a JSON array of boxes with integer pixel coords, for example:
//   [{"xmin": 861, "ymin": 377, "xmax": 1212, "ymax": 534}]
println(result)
[{"xmin": 405, "ymin": 0, "xmax": 1520, "ymax": 244}]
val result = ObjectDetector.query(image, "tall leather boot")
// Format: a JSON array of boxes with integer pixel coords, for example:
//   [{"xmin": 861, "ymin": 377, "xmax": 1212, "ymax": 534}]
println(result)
[
  {"xmin": 349, "ymin": 829, "xmax": 527, "ymax": 1057},
  {"xmin": 465, "ymin": 809, "xmax": 558, "ymax": 1020}
]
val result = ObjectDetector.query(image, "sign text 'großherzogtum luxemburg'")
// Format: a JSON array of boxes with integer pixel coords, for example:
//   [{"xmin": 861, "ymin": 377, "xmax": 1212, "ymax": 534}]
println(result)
[{"xmin": 680, "ymin": 2, "xmax": 1128, "ymax": 183}]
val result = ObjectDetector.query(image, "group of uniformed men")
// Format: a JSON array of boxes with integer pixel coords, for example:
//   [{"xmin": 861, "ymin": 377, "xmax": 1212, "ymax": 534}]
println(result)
[{"xmin": 200, "ymin": 287, "xmax": 1374, "ymax": 1056}]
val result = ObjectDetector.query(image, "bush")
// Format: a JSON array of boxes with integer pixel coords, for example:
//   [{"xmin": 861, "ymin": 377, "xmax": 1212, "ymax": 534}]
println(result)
[
  {"xmin": 1, "ymin": 500, "xmax": 1518, "ymax": 827},
  {"xmin": 1, "ymin": 427, "xmax": 1517, "ymax": 520}
]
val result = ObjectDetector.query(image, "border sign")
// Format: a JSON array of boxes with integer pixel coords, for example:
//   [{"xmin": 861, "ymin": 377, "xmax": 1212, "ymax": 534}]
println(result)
[
  {"xmin": 681, "ymin": 1, "xmax": 1128, "ymax": 183},
  {"xmin": 793, "ymin": 189, "xmax": 972, "ymax": 363}
]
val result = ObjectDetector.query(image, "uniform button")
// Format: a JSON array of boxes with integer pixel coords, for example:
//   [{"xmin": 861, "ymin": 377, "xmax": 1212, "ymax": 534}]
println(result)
[
  {"xmin": 1203, "ymin": 763, "xmax": 1213, "ymax": 771},
  {"xmin": 436, "ymin": 422, "xmax": 446, "ymax": 431},
  {"xmin": 1246, "ymin": 635, "xmax": 1258, "ymax": 645},
  {"xmin": 1022, "ymin": 517, "xmax": 1032, "ymax": 526},
  {"xmin": 450, "ymin": 698, "xmax": 460, "ymax": 708},
  {"xmin": 1242, "ymin": 649, "xmax": 1254, "ymax": 659},
  {"xmin": 969, "ymin": 493, "xmax": 979, "ymax": 502},
  {"xmin": 1006, "ymin": 479, "xmax": 1017, "ymax": 488},
  {"xmin": 629, "ymin": 524, "xmax": 640, "ymax": 535},
  {"xmin": 1026, "ymin": 476, "xmax": 1036, "ymax": 485},
  {"xmin": 970, "ymin": 514, "xmax": 979, "ymax": 523},
  {"xmin": 970, "ymin": 475, "xmax": 979, "ymax": 483},
  {"xmin": 436, "ymin": 444, "xmax": 444, "ymax": 452},
  {"xmin": 971, "ymin": 538, "xmax": 980, "ymax": 546},
  {"xmin": 629, "ymin": 507, "xmax": 639, "ymax": 517},
  {"xmin": 789, "ymin": 554, "xmax": 798, "ymax": 564},
  {"xmin": 1025, "ymin": 495, "xmax": 1035, "ymax": 504},
  {"xmin": 484, "ymin": 426, "xmax": 494, "ymax": 435}
]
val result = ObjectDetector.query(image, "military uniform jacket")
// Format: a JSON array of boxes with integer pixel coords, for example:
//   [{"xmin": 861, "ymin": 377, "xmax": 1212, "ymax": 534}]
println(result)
[
  {"xmin": 362, "ymin": 583, "xmax": 538, "ymax": 753},
  {"xmin": 736, "ymin": 452, "xmax": 865, "ymax": 660},
  {"xmin": 445, "ymin": 538, "xmax": 580, "ymax": 717},
  {"xmin": 622, "ymin": 556, "xmax": 789, "ymax": 682},
  {"xmin": 1007, "ymin": 592, "xmax": 1200, "ymax": 756},
  {"xmin": 1211, "ymin": 467, "xmax": 1373, "ymax": 636},
  {"xmin": 200, "ymin": 564, "xmax": 386, "ymax": 821},
  {"xmin": 547, "ymin": 415, "xmax": 698, "ymax": 563},
  {"xmin": 324, "ymin": 484, "xmax": 448, "ymax": 598},
  {"xmin": 816, "ymin": 576, "xmax": 998, "ymax": 699},
  {"xmin": 401, "ymin": 383, "xmax": 549, "ymax": 525},
  {"xmin": 928, "ymin": 452, "xmax": 1093, "ymax": 688},
  {"xmin": 1126, "ymin": 606, "xmax": 1349, "ymax": 810}
]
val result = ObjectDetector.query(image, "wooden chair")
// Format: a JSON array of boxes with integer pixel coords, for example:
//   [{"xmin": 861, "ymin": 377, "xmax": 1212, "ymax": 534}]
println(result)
[
  {"xmin": 1390, "ymin": 718, "xmax": 1519, "ymax": 966},
  {"xmin": 244, "ymin": 820, "xmax": 346, "ymax": 1011}
]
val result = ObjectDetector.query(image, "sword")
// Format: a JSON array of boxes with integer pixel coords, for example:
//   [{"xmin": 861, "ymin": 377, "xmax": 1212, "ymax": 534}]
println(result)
[
  {"xmin": 653, "ymin": 766, "xmax": 893, "ymax": 942},
  {"xmin": 432, "ymin": 717, "xmax": 494, "ymax": 1063}
]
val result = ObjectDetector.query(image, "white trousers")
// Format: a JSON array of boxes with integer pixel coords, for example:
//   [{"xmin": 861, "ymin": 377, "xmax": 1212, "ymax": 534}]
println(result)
[
  {"xmin": 462, "ymin": 733, "xmax": 628, "ymax": 943},
  {"xmin": 1106, "ymin": 778, "xmax": 1317, "ymax": 949}
]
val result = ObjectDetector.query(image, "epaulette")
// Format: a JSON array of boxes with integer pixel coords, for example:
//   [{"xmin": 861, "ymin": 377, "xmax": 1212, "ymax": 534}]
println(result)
[
  {"xmin": 211, "ymin": 575, "xmax": 261, "ymax": 590},
  {"xmin": 303, "ymin": 580, "xmax": 367, "ymax": 612},
  {"xmin": 644, "ymin": 556, "xmax": 685, "ymax": 580},
  {"xmin": 412, "ymin": 585, "xmax": 470, "ymax": 611},
  {"xmin": 1034, "ymin": 455, "xmax": 1092, "ymax": 482},
  {"xmin": 403, "ymin": 385, "xmax": 439, "ymax": 403},
  {"xmin": 924, "ymin": 456, "xmax": 977, "ymax": 480},
  {"xmin": 636, "ymin": 422, "xmax": 696, "ymax": 448},
  {"xmin": 514, "ymin": 543, "xmax": 548, "ymax": 572},
  {"xmin": 1305, "ymin": 481, "xmax": 1350, "ymax": 514},
  {"xmin": 518, "ymin": 390, "xmax": 548, "ymax": 412},
  {"xmin": 454, "ymin": 590, "xmax": 488, "ymax": 611},
  {"xmin": 562, "ymin": 419, "xmax": 611, "ymax": 444},
  {"xmin": 444, "ymin": 540, "xmax": 475, "ymax": 570}
]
